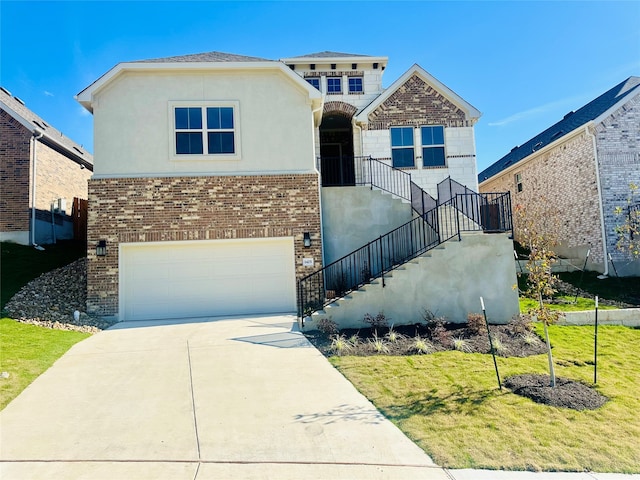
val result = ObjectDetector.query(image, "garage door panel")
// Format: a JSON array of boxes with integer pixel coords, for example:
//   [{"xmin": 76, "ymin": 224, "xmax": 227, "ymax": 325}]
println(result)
[{"xmin": 120, "ymin": 238, "xmax": 296, "ymax": 321}]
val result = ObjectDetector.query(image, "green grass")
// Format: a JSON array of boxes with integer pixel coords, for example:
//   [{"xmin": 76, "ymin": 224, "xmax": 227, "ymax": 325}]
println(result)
[
  {"xmin": 0, "ymin": 318, "xmax": 90, "ymax": 410},
  {"xmin": 1, "ymin": 241, "xmax": 86, "ymax": 309},
  {"xmin": 519, "ymin": 296, "xmax": 618, "ymax": 313},
  {"xmin": 330, "ymin": 324, "xmax": 640, "ymax": 473}
]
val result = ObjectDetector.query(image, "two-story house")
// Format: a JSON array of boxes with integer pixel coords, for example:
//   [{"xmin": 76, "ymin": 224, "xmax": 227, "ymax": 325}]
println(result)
[{"xmin": 77, "ymin": 51, "xmax": 518, "ymax": 327}]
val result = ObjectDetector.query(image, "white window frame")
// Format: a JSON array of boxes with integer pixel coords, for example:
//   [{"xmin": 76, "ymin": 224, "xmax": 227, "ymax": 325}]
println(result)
[
  {"xmin": 421, "ymin": 125, "xmax": 446, "ymax": 168},
  {"xmin": 327, "ymin": 77, "xmax": 342, "ymax": 94},
  {"xmin": 348, "ymin": 77, "xmax": 363, "ymax": 93},
  {"xmin": 515, "ymin": 172, "xmax": 523, "ymax": 193},
  {"xmin": 390, "ymin": 126, "xmax": 415, "ymax": 168},
  {"xmin": 169, "ymin": 100, "xmax": 241, "ymax": 161}
]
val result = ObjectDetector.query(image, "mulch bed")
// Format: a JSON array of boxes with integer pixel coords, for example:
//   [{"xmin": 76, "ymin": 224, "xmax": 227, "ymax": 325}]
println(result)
[{"xmin": 504, "ymin": 374, "xmax": 608, "ymax": 410}]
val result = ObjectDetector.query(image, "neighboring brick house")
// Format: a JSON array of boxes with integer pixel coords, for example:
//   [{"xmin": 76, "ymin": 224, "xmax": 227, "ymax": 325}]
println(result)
[
  {"xmin": 1, "ymin": 87, "xmax": 93, "ymax": 246},
  {"xmin": 77, "ymin": 51, "xmax": 517, "ymax": 323},
  {"xmin": 478, "ymin": 77, "xmax": 640, "ymax": 276}
]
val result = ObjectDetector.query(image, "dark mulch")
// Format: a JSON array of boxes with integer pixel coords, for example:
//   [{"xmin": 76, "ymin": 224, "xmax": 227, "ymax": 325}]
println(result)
[
  {"xmin": 504, "ymin": 374, "xmax": 609, "ymax": 410},
  {"xmin": 305, "ymin": 318, "xmax": 548, "ymax": 358}
]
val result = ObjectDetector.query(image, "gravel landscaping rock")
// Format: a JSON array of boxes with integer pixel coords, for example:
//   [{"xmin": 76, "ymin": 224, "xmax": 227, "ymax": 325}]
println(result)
[{"xmin": 3, "ymin": 258, "xmax": 115, "ymax": 333}]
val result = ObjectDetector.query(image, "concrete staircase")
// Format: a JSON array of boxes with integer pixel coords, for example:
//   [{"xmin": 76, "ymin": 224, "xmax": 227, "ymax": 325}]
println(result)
[{"xmin": 303, "ymin": 232, "xmax": 519, "ymax": 330}]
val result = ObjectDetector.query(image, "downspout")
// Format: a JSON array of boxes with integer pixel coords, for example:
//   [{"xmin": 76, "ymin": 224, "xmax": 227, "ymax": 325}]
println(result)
[
  {"xmin": 586, "ymin": 124, "xmax": 609, "ymax": 277},
  {"xmin": 30, "ymin": 130, "xmax": 44, "ymax": 248}
]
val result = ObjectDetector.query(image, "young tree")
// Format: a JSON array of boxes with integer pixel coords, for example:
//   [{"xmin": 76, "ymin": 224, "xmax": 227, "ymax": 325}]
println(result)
[
  {"xmin": 614, "ymin": 183, "xmax": 640, "ymax": 259},
  {"xmin": 514, "ymin": 203, "xmax": 563, "ymax": 387}
]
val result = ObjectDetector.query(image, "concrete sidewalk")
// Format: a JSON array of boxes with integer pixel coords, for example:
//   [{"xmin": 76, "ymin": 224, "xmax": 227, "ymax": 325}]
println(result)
[{"xmin": 1, "ymin": 315, "xmax": 637, "ymax": 479}]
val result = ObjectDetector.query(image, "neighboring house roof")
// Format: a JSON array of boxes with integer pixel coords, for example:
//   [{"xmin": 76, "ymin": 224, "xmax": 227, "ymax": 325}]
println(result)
[
  {"xmin": 136, "ymin": 51, "xmax": 272, "ymax": 63},
  {"xmin": 354, "ymin": 64, "xmax": 481, "ymax": 123},
  {"xmin": 0, "ymin": 86, "xmax": 93, "ymax": 169},
  {"xmin": 478, "ymin": 76, "xmax": 640, "ymax": 183}
]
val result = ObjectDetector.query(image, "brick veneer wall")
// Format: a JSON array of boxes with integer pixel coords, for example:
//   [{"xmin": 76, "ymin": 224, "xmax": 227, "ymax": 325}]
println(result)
[
  {"xmin": 596, "ymin": 93, "xmax": 640, "ymax": 274},
  {"xmin": 323, "ymin": 101, "xmax": 357, "ymax": 118},
  {"xmin": 480, "ymin": 130, "xmax": 605, "ymax": 268},
  {"xmin": 35, "ymin": 142, "xmax": 92, "ymax": 216},
  {"xmin": 367, "ymin": 74, "xmax": 469, "ymax": 130},
  {"xmin": 0, "ymin": 110, "xmax": 31, "ymax": 233},
  {"xmin": 87, "ymin": 173, "xmax": 322, "ymax": 316}
]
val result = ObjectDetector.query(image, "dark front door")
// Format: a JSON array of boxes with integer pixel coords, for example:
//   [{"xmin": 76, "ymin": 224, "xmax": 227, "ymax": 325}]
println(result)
[{"xmin": 319, "ymin": 114, "xmax": 355, "ymax": 187}]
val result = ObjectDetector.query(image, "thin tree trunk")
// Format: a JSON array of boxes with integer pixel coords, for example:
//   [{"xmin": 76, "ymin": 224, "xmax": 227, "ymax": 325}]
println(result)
[{"xmin": 540, "ymin": 292, "xmax": 556, "ymax": 387}]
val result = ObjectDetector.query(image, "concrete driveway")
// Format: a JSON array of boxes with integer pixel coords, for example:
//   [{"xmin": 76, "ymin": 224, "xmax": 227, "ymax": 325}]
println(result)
[{"xmin": 0, "ymin": 315, "xmax": 447, "ymax": 479}]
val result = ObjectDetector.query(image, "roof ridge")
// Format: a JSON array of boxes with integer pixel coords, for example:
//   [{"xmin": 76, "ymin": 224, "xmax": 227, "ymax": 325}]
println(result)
[{"xmin": 135, "ymin": 51, "xmax": 273, "ymax": 63}]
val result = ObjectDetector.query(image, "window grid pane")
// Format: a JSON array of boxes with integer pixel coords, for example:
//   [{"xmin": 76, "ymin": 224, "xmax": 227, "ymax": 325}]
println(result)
[
  {"xmin": 176, "ymin": 132, "xmax": 203, "ymax": 155},
  {"xmin": 392, "ymin": 148, "xmax": 415, "ymax": 168},
  {"xmin": 348, "ymin": 77, "xmax": 363, "ymax": 92},
  {"xmin": 306, "ymin": 78, "xmax": 320, "ymax": 90},
  {"xmin": 422, "ymin": 147, "xmax": 445, "ymax": 167},
  {"xmin": 391, "ymin": 127, "xmax": 414, "ymax": 147},
  {"xmin": 327, "ymin": 78, "xmax": 342, "ymax": 93},
  {"xmin": 421, "ymin": 126, "xmax": 444, "ymax": 146}
]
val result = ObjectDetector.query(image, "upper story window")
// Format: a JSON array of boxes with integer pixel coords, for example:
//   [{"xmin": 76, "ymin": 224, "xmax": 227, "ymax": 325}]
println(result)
[
  {"xmin": 390, "ymin": 126, "xmax": 415, "ymax": 168},
  {"xmin": 421, "ymin": 126, "xmax": 445, "ymax": 167},
  {"xmin": 306, "ymin": 78, "xmax": 320, "ymax": 90},
  {"xmin": 348, "ymin": 77, "xmax": 363, "ymax": 93},
  {"xmin": 515, "ymin": 172, "xmax": 523, "ymax": 193},
  {"xmin": 327, "ymin": 77, "xmax": 342, "ymax": 94},
  {"xmin": 174, "ymin": 105, "xmax": 236, "ymax": 156}
]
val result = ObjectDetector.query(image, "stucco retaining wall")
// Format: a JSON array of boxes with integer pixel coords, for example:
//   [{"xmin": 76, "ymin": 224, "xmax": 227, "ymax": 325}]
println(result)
[
  {"xmin": 304, "ymin": 232, "xmax": 519, "ymax": 330},
  {"xmin": 560, "ymin": 309, "xmax": 640, "ymax": 327}
]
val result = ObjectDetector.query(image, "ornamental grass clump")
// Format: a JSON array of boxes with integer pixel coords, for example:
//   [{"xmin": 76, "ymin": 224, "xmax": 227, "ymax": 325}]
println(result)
[
  {"xmin": 330, "ymin": 334, "xmax": 352, "ymax": 355},
  {"xmin": 413, "ymin": 336, "xmax": 434, "ymax": 354}
]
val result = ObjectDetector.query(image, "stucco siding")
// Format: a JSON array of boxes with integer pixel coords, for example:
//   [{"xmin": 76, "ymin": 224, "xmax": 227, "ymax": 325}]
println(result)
[
  {"xmin": 92, "ymin": 70, "xmax": 317, "ymax": 177},
  {"xmin": 305, "ymin": 233, "xmax": 519, "ymax": 329},
  {"xmin": 321, "ymin": 186, "xmax": 413, "ymax": 265}
]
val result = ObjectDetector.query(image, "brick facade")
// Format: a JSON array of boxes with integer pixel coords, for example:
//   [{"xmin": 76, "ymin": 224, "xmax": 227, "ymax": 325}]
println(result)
[
  {"xmin": 480, "ymin": 130, "xmax": 605, "ymax": 267},
  {"xmin": 367, "ymin": 74, "xmax": 469, "ymax": 130},
  {"xmin": 0, "ymin": 110, "xmax": 31, "ymax": 233},
  {"xmin": 87, "ymin": 174, "xmax": 322, "ymax": 315},
  {"xmin": 596, "ymin": 93, "xmax": 640, "ymax": 274},
  {"xmin": 323, "ymin": 101, "xmax": 357, "ymax": 118}
]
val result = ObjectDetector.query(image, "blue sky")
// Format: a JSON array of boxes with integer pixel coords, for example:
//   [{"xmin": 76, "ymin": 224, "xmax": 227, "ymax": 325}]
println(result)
[{"xmin": 1, "ymin": 0, "xmax": 639, "ymax": 173}]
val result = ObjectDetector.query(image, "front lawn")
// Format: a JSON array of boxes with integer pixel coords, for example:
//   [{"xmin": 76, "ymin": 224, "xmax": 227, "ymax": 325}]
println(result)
[
  {"xmin": 0, "ymin": 318, "xmax": 90, "ymax": 410},
  {"xmin": 1, "ymin": 241, "xmax": 86, "ymax": 309},
  {"xmin": 330, "ymin": 324, "xmax": 640, "ymax": 473}
]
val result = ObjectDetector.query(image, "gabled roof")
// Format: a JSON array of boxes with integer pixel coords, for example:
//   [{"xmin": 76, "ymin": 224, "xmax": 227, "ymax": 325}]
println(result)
[
  {"xmin": 280, "ymin": 51, "xmax": 388, "ymax": 67},
  {"xmin": 478, "ymin": 76, "xmax": 640, "ymax": 183},
  {"xmin": 76, "ymin": 51, "xmax": 323, "ymax": 123},
  {"xmin": 355, "ymin": 64, "xmax": 481, "ymax": 123},
  {"xmin": 286, "ymin": 51, "xmax": 373, "ymax": 59},
  {"xmin": 0, "ymin": 86, "xmax": 93, "ymax": 168},
  {"xmin": 136, "ymin": 51, "xmax": 272, "ymax": 63}
]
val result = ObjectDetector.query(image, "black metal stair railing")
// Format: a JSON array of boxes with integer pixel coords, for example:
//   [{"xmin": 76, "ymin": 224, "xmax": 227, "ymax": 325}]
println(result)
[
  {"xmin": 298, "ymin": 191, "xmax": 513, "ymax": 319},
  {"xmin": 438, "ymin": 177, "xmax": 513, "ymax": 236}
]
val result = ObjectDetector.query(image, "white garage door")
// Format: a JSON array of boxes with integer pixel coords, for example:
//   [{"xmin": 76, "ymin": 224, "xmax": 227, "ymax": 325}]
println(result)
[{"xmin": 120, "ymin": 238, "xmax": 296, "ymax": 321}]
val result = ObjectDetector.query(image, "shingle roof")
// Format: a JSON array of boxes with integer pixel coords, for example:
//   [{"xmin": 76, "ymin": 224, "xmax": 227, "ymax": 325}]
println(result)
[
  {"xmin": 478, "ymin": 76, "xmax": 640, "ymax": 183},
  {"xmin": 287, "ymin": 51, "xmax": 372, "ymax": 59},
  {"xmin": 136, "ymin": 51, "xmax": 272, "ymax": 63},
  {"xmin": 0, "ymin": 86, "xmax": 93, "ymax": 167}
]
